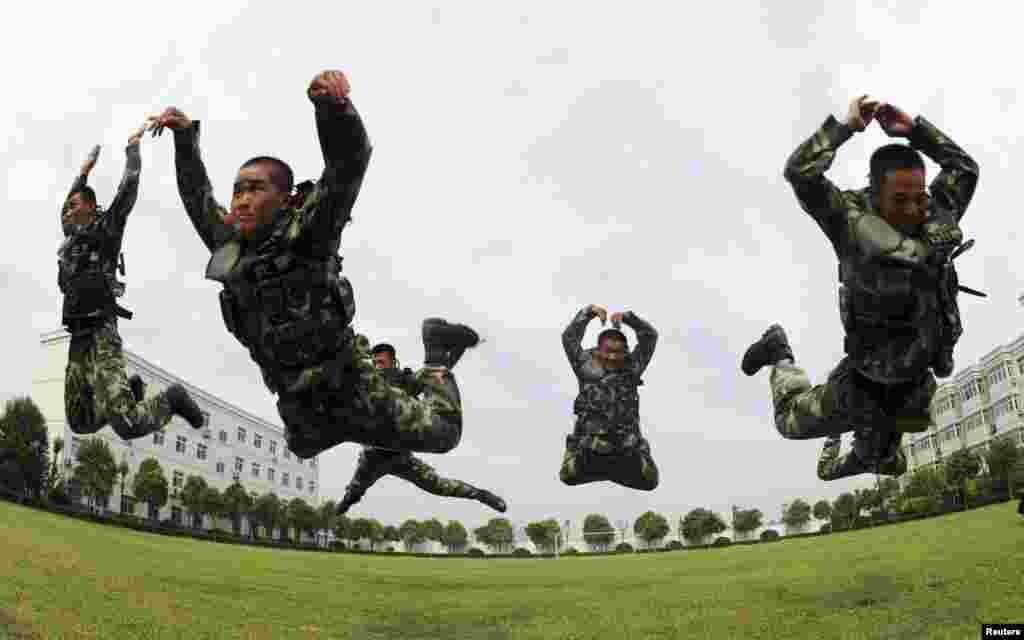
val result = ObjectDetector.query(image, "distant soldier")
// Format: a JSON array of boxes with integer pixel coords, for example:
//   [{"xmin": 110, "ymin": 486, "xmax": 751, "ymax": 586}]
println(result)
[
  {"xmin": 560, "ymin": 305, "xmax": 659, "ymax": 490},
  {"xmin": 336, "ymin": 343, "xmax": 506, "ymax": 515},
  {"xmin": 60, "ymin": 125, "xmax": 205, "ymax": 439},
  {"xmin": 149, "ymin": 69, "xmax": 480, "ymax": 460},
  {"xmin": 743, "ymin": 95, "xmax": 980, "ymax": 477}
]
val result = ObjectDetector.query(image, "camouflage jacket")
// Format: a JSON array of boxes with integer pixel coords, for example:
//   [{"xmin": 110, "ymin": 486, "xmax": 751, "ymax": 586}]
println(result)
[
  {"xmin": 172, "ymin": 98, "xmax": 372, "ymax": 392},
  {"xmin": 784, "ymin": 115, "xmax": 978, "ymax": 383},
  {"xmin": 378, "ymin": 365, "xmax": 423, "ymax": 397},
  {"xmin": 562, "ymin": 307, "xmax": 658, "ymax": 436},
  {"xmin": 57, "ymin": 143, "xmax": 141, "ymax": 324}
]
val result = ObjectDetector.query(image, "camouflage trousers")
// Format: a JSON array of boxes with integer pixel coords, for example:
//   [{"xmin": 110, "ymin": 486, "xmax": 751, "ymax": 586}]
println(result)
[
  {"xmin": 341, "ymin": 447, "xmax": 490, "ymax": 508},
  {"xmin": 770, "ymin": 356, "xmax": 936, "ymax": 440},
  {"xmin": 65, "ymin": 319, "xmax": 175, "ymax": 440},
  {"xmin": 277, "ymin": 334, "xmax": 463, "ymax": 459},
  {"xmin": 816, "ymin": 431, "xmax": 907, "ymax": 481},
  {"xmin": 559, "ymin": 428, "xmax": 659, "ymax": 491}
]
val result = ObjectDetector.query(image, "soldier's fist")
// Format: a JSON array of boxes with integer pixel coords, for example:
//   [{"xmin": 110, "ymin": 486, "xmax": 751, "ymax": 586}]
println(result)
[
  {"xmin": 80, "ymin": 145, "xmax": 100, "ymax": 175},
  {"xmin": 875, "ymin": 103, "xmax": 914, "ymax": 138},
  {"xmin": 846, "ymin": 95, "xmax": 880, "ymax": 132},
  {"xmin": 148, "ymin": 107, "xmax": 192, "ymax": 137},
  {"xmin": 588, "ymin": 304, "xmax": 608, "ymax": 324},
  {"xmin": 308, "ymin": 70, "xmax": 350, "ymax": 103}
]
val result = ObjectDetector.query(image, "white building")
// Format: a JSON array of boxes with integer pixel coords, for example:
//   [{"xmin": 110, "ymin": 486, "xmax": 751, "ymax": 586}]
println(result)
[
  {"xmin": 901, "ymin": 331, "xmax": 1024, "ymax": 482},
  {"xmin": 31, "ymin": 330, "xmax": 321, "ymax": 536}
]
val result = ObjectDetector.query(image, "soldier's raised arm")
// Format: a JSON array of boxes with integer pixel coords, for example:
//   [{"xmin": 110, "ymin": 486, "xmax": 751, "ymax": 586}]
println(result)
[
  {"xmin": 152, "ymin": 106, "xmax": 232, "ymax": 252},
  {"xmin": 102, "ymin": 123, "xmax": 148, "ymax": 236},
  {"xmin": 906, "ymin": 114, "xmax": 978, "ymax": 224},
  {"xmin": 784, "ymin": 96, "xmax": 880, "ymax": 252},
  {"xmin": 60, "ymin": 146, "xmax": 99, "ymax": 233},
  {"xmin": 295, "ymin": 70, "xmax": 373, "ymax": 241},
  {"xmin": 619, "ymin": 311, "xmax": 658, "ymax": 375},
  {"xmin": 563, "ymin": 305, "xmax": 605, "ymax": 369}
]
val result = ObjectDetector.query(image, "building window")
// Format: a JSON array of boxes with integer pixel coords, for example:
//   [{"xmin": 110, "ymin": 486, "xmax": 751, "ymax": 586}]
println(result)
[
  {"xmin": 176, "ymin": 436, "xmax": 187, "ymax": 454},
  {"xmin": 268, "ymin": 468, "xmax": 275, "ymax": 482},
  {"xmin": 172, "ymin": 470, "xmax": 184, "ymax": 489},
  {"xmin": 216, "ymin": 462, "xmax": 225, "ymax": 474},
  {"xmin": 237, "ymin": 427, "xmax": 246, "ymax": 443},
  {"xmin": 282, "ymin": 472, "xmax": 290, "ymax": 487},
  {"xmin": 152, "ymin": 431, "xmax": 164, "ymax": 446},
  {"xmin": 120, "ymin": 494, "xmax": 135, "ymax": 515},
  {"xmin": 254, "ymin": 434, "xmax": 262, "ymax": 449},
  {"xmin": 201, "ymin": 410, "xmax": 210, "ymax": 426},
  {"xmin": 197, "ymin": 444, "xmax": 208, "ymax": 460},
  {"xmin": 252, "ymin": 462, "xmax": 260, "ymax": 478},
  {"xmin": 270, "ymin": 441, "xmax": 277, "ymax": 455},
  {"xmin": 296, "ymin": 476, "xmax": 303, "ymax": 490},
  {"xmin": 219, "ymin": 430, "xmax": 228, "ymax": 443},
  {"xmin": 235, "ymin": 457, "xmax": 244, "ymax": 473}
]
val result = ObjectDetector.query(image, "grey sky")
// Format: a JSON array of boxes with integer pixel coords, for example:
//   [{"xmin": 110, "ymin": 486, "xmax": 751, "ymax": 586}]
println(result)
[{"xmin": 4, "ymin": 2, "xmax": 1022, "ymax": 530}]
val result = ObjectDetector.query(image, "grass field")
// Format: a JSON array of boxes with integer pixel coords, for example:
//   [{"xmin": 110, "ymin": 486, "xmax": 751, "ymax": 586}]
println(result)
[{"xmin": 2, "ymin": 500, "xmax": 1022, "ymax": 640}]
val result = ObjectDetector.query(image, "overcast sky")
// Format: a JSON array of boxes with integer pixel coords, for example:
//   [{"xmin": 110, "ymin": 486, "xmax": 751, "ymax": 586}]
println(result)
[{"xmin": 3, "ymin": 1, "xmax": 1022, "ymax": 532}]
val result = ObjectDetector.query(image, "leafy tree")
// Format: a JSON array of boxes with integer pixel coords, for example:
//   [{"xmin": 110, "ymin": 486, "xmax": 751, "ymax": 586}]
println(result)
[
  {"xmin": 903, "ymin": 466, "xmax": 947, "ymax": 501},
  {"xmin": 317, "ymin": 499, "xmax": 338, "ymax": 542},
  {"xmin": 399, "ymin": 519, "xmax": 426, "ymax": 551},
  {"xmin": 760, "ymin": 529, "xmax": 780, "ymax": 542},
  {"xmin": 679, "ymin": 508, "xmax": 726, "ymax": 545},
  {"xmin": 732, "ymin": 508, "xmax": 763, "ymax": 541},
  {"xmin": 441, "ymin": 520, "xmax": 468, "ymax": 553},
  {"xmin": 334, "ymin": 515, "xmax": 352, "ymax": 546},
  {"xmin": 853, "ymin": 488, "xmax": 880, "ymax": 515},
  {"xmin": 422, "ymin": 518, "xmax": 444, "ymax": 545},
  {"xmin": 945, "ymin": 447, "xmax": 981, "ymax": 507},
  {"xmin": 782, "ymin": 499, "xmax": 812, "ymax": 533},
  {"xmin": 366, "ymin": 518, "xmax": 385, "ymax": 551},
  {"xmin": 116, "ymin": 459, "xmax": 131, "ymax": 511},
  {"xmin": 278, "ymin": 498, "xmax": 292, "ymax": 539},
  {"xmin": 73, "ymin": 438, "xmax": 117, "ymax": 511},
  {"xmin": 877, "ymin": 478, "xmax": 901, "ymax": 513},
  {"xmin": 180, "ymin": 475, "xmax": 208, "ymax": 528},
  {"xmin": 250, "ymin": 492, "xmax": 282, "ymax": 538},
  {"xmin": 222, "ymin": 481, "xmax": 252, "ymax": 535},
  {"xmin": 525, "ymin": 519, "xmax": 562, "ymax": 552},
  {"xmin": 811, "ymin": 500, "xmax": 832, "ymax": 523},
  {"xmin": 633, "ymin": 511, "xmax": 670, "ymax": 548},
  {"xmin": 286, "ymin": 497, "xmax": 319, "ymax": 540},
  {"xmin": 984, "ymin": 437, "xmax": 1022, "ymax": 494},
  {"xmin": 47, "ymin": 437, "xmax": 65, "ymax": 495},
  {"xmin": 382, "ymin": 525, "xmax": 400, "ymax": 549},
  {"xmin": 201, "ymin": 486, "xmax": 223, "ymax": 528},
  {"xmin": 0, "ymin": 396, "xmax": 49, "ymax": 501},
  {"xmin": 582, "ymin": 514, "xmax": 615, "ymax": 552},
  {"xmin": 132, "ymin": 457, "xmax": 168, "ymax": 520},
  {"xmin": 473, "ymin": 517, "xmax": 515, "ymax": 553},
  {"xmin": 831, "ymin": 492, "xmax": 857, "ymax": 530},
  {"xmin": 349, "ymin": 517, "xmax": 372, "ymax": 548}
]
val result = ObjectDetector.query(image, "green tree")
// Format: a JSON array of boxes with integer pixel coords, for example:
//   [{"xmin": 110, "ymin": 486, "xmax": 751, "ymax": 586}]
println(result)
[
  {"xmin": 525, "ymin": 519, "xmax": 562, "ymax": 552},
  {"xmin": 73, "ymin": 438, "xmax": 117, "ymax": 511},
  {"xmin": 877, "ymin": 477, "xmax": 902, "ymax": 513},
  {"xmin": 679, "ymin": 508, "xmax": 726, "ymax": 545},
  {"xmin": 250, "ymin": 492, "xmax": 282, "ymax": 539},
  {"xmin": 366, "ymin": 518, "xmax": 385, "ymax": 551},
  {"xmin": 333, "ymin": 514, "xmax": 352, "ymax": 547},
  {"xmin": 349, "ymin": 517, "xmax": 373, "ymax": 549},
  {"xmin": 945, "ymin": 447, "xmax": 981, "ymax": 507},
  {"xmin": 132, "ymin": 458, "xmax": 168, "ymax": 520},
  {"xmin": 278, "ymin": 498, "xmax": 292, "ymax": 539},
  {"xmin": 399, "ymin": 519, "xmax": 426, "ymax": 551},
  {"xmin": 731, "ymin": 508, "xmax": 763, "ymax": 541},
  {"xmin": 782, "ymin": 499, "xmax": 812, "ymax": 533},
  {"xmin": 201, "ymin": 486, "xmax": 223, "ymax": 528},
  {"xmin": 422, "ymin": 518, "xmax": 445, "ymax": 547},
  {"xmin": 473, "ymin": 517, "xmax": 515, "ymax": 553},
  {"xmin": 903, "ymin": 465, "xmax": 947, "ymax": 501},
  {"xmin": 984, "ymin": 437, "xmax": 1022, "ymax": 494},
  {"xmin": 0, "ymin": 396, "xmax": 49, "ymax": 501},
  {"xmin": 582, "ymin": 514, "xmax": 615, "ymax": 552},
  {"xmin": 317, "ymin": 499, "xmax": 338, "ymax": 543},
  {"xmin": 633, "ymin": 511, "xmax": 670, "ymax": 548},
  {"xmin": 47, "ymin": 437, "xmax": 65, "ymax": 496},
  {"xmin": 831, "ymin": 492, "xmax": 857, "ymax": 530},
  {"xmin": 382, "ymin": 524, "xmax": 400, "ymax": 549},
  {"xmin": 116, "ymin": 459, "xmax": 131, "ymax": 512},
  {"xmin": 178, "ymin": 475, "xmax": 208, "ymax": 528},
  {"xmin": 811, "ymin": 500, "xmax": 832, "ymax": 524},
  {"xmin": 286, "ymin": 497, "xmax": 319, "ymax": 541},
  {"xmin": 853, "ymin": 488, "xmax": 880, "ymax": 515},
  {"xmin": 222, "ymin": 481, "xmax": 252, "ymax": 535},
  {"xmin": 441, "ymin": 520, "xmax": 468, "ymax": 554}
]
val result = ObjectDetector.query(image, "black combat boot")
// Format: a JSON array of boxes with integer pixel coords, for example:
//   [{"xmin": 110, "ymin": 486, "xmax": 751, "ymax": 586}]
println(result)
[
  {"xmin": 933, "ymin": 348, "xmax": 955, "ymax": 378},
  {"xmin": 741, "ymin": 324, "xmax": 795, "ymax": 376},
  {"xmin": 336, "ymin": 493, "xmax": 358, "ymax": 516},
  {"xmin": 128, "ymin": 374, "xmax": 146, "ymax": 404},
  {"xmin": 164, "ymin": 384, "xmax": 205, "ymax": 429},
  {"xmin": 474, "ymin": 489, "xmax": 507, "ymax": 513},
  {"xmin": 422, "ymin": 318, "xmax": 480, "ymax": 369}
]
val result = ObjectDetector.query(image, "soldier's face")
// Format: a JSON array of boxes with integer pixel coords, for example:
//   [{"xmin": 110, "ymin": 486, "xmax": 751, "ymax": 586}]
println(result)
[
  {"xmin": 64, "ymin": 193, "xmax": 97, "ymax": 226},
  {"xmin": 231, "ymin": 165, "xmax": 289, "ymax": 235},
  {"xmin": 879, "ymin": 169, "xmax": 929, "ymax": 227},
  {"xmin": 598, "ymin": 338, "xmax": 628, "ymax": 370},
  {"xmin": 373, "ymin": 352, "xmax": 395, "ymax": 369}
]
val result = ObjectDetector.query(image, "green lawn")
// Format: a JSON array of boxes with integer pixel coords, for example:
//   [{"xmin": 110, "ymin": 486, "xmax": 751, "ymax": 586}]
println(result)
[{"xmin": 1, "ymin": 500, "xmax": 1022, "ymax": 639}]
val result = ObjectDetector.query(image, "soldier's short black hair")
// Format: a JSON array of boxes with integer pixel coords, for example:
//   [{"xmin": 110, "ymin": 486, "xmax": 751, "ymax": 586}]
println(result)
[
  {"xmin": 598, "ymin": 329, "xmax": 629, "ymax": 349},
  {"xmin": 869, "ymin": 144, "xmax": 925, "ymax": 187},
  {"xmin": 240, "ymin": 156, "xmax": 294, "ymax": 193},
  {"xmin": 68, "ymin": 185, "xmax": 97, "ymax": 206},
  {"xmin": 371, "ymin": 343, "xmax": 397, "ymax": 358}
]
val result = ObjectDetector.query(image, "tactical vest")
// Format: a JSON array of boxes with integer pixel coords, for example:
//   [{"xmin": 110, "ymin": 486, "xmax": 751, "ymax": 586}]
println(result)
[
  {"xmin": 206, "ymin": 223, "xmax": 356, "ymax": 394},
  {"xmin": 379, "ymin": 367, "xmax": 419, "ymax": 396},
  {"xmin": 58, "ymin": 228, "xmax": 130, "ymax": 323},
  {"xmin": 573, "ymin": 370, "xmax": 643, "ymax": 431}
]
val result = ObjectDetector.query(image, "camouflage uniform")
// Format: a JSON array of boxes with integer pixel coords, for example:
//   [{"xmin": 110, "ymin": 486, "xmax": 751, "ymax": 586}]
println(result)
[
  {"xmin": 816, "ymin": 430, "xmax": 906, "ymax": 481},
  {"xmin": 774, "ymin": 114, "xmax": 978, "ymax": 451},
  {"xmin": 559, "ymin": 307, "xmax": 659, "ymax": 491},
  {"xmin": 339, "ymin": 365, "xmax": 505, "ymax": 513},
  {"xmin": 172, "ymin": 97, "xmax": 463, "ymax": 460},
  {"xmin": 60, "ymin": 144, "xmax": 178, "ymax": 439}
]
